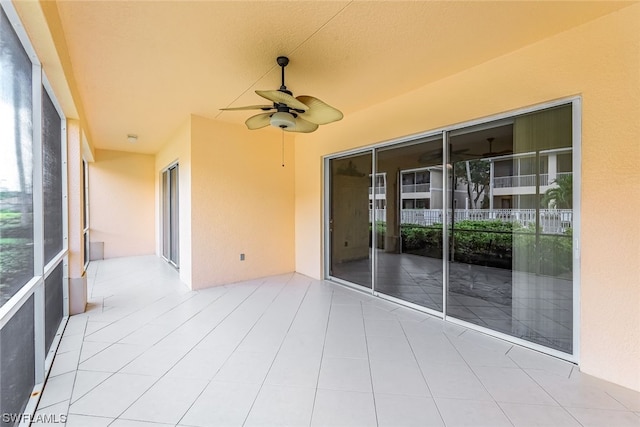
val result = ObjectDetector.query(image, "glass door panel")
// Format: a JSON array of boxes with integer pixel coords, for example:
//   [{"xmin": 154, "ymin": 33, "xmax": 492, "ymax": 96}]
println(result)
[
  {"xmin": 329, "ymin": 153, "xmax": 372, "ymax": 288},
  {"xmin": 375, "ymin": 137, "xmax": 444, "ymax": 311},
  {"xmin": 447, "ymin": 105, "xmax": 573, "ymax": 353},
  {"xmin": 162, "ymin": 164, "xmax": 179, "ymax": 268}
]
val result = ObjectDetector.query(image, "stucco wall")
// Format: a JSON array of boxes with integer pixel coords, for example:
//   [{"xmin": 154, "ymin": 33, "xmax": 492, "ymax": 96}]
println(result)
[
  {"xmin": 189, "ymin": 115, "xmax": 295, "ymax": 288},
  {"xmin": 294, "ymin": 6, "xmax": 640, "ymax": 390},
  {"xmin": 89, "ymin": 149, "xmax": 155, "ymax": 259}
]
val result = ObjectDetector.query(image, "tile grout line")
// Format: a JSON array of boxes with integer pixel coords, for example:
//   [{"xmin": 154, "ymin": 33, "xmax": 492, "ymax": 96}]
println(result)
[
  {"xmin": 173, "ymin": 275, "xmax": 297, "ymax": 426},
  {"xmin": 360, "ymin": 300, "xmax": 380, "ymax": 427},
  {"xmin": 441, "ymin": 332, "xmax": 517, "ymax": 426},
  {"xmin": 75, "ymin": 286, "xmax": 231, "ymax": 369},
  {"xmin": 73, "ymin": 276, "xmax": 264, "ymax": 423},
  {"xmin": 240, "ymin": 276, "xmax": 315, "ymax": 426},
  {"xmin": 398, "ymin": 319, "xmax": 446, "ymax": 427},
  {"xmin": 83, "ymin": 289, "xmax": 201, "ymax": 340},
  {"xmin": 518, "ymin": 367, "xmax": 586, "ymax": 426},
  {"xmin": 308, "ymin": 285, "xmax": 336, "ymax": 427}
]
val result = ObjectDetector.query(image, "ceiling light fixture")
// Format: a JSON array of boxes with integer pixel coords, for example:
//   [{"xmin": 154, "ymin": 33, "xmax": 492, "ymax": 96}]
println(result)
[
  {"xmin": 127, "ymin": 134, "xmax": 138, "ymax": 143},
  {"xmin": 270, "ymin": 112, "xmax": 295, "ymax": 129}
]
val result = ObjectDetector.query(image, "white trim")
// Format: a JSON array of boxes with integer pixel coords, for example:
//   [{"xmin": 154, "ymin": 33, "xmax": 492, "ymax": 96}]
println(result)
[
  {"xmin": 32, "ymin": 62, "xmax": 46, "ymax": 385},
  {"xmin": 323, "ymin": 157, "xmax": 331, "ymax": 279},
  {"xmin": 370, "ymin": 150, "xmax": 376, "ymax": 293},
  {"xmin": 571, "ymin": 97, "xmax": 582, "ymax": 364},
  {"xmin": 43, "ymin": 252, "xmax": 67, "ymax": 279},
  {"xmin": 442, "ymin": 130, "xmax": 449, "ymax": 318},
  {"xmin": 0, "ymin": 277, "xmax": 41, "ymax": 329}
]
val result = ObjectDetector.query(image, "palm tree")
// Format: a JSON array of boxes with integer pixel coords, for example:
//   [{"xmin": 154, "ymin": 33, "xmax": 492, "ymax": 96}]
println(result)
[{"xmin": 542, "ymin": 174, "xmax": 572, "ymax": 209}]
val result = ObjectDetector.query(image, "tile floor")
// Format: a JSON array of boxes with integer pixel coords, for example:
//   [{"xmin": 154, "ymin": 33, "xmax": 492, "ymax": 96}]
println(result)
[
  {"xmin": 33, "ymin": 255, "xmax": 640, "ymax": 426},
  {"xmin": 332, "ymin": 250, "xmax": 574, "ymax": 353}
]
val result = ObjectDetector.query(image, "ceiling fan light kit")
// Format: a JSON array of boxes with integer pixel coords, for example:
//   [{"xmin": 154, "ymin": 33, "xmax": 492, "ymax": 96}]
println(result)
[
  {"xmin": 270, "ymin": 111, "xmax": 295, "ymax": 129},
  {"xmin": 221, "ymin": 56, "xmax": 343, "ymax": 133}
]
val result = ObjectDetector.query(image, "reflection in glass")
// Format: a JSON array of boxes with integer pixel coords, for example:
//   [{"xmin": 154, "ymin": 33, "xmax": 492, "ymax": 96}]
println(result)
[
  {"xmin": 374, "ymin": 138, "xmax": 443, "ymax": 311},
  {"xmin": 0, "ymin": 7, "xmax": 34, "ymax": 307},
  {"xmin": 329, "ymin": 153, "xmax": 372, "ymax": 288},
  {"xmin": 447, "ymin": 105, "xmax": 573, "ymax": 353}
]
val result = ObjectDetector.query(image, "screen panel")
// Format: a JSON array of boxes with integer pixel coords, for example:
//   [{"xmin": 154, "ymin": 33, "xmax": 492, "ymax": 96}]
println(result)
[
  {"xmin": 0, "ymin": 7, "xmax": 35, "ymax": 308},
  {"xmin": 44, "ymin": 262, "xmax": 64, "ymax": 353},
  {"xmin": 42, "ymin": 89, "xmax": 63, "ymax": 264},
  {"xmin": 0, "ymin": 295, "xmax": 35, "ymax": 426}
]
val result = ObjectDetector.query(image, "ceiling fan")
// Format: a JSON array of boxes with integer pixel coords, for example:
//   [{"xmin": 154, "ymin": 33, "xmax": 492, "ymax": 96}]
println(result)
[
  {"xmin": 220, "ymin": 56, "xmax": 343, "ymax": 133},
  {"xmin": 418, "ymin": 147, "xmax": 472, "ymax": 164},
  {"xmin": 482, "ymin": 137, "xmax": 512, "ymax": 157}
]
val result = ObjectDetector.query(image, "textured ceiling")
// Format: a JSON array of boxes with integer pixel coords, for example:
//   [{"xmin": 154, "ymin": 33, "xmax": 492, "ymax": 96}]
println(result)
[{"xmin": 54, "ymin": 1, "xmax": 633, "ymax": 154}]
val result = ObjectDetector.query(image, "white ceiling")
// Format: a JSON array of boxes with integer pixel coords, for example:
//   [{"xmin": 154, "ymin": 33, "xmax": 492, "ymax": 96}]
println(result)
[{"xmin": 53, "ymin": 1, "xmax": 633, "ymax": 154}]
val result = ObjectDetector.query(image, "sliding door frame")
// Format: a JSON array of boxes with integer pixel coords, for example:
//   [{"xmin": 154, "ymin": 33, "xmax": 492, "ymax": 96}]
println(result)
[
  {"xmin": 161, "ymin": 162, "xmax": 179, "ymax": 269},
  {"xmin": 323, "ymin": 96, "xmax": 581, "ymax": 362}
]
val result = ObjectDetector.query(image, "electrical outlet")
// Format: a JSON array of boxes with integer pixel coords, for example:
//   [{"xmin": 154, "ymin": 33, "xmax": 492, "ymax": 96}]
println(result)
[{"xmin": 240, "ymin": 253, "xmax": 245, "ymax": 261}]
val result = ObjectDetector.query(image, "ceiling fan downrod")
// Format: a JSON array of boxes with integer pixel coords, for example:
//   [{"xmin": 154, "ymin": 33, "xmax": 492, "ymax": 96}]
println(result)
[{"xmin": 277, "ymin": 56, "xmax": 291, "ymax": 94}]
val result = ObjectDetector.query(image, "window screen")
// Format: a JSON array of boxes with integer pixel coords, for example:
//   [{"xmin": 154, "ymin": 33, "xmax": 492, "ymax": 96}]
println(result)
[
  {"xmin": 44, "ymin": 262, "xmax": 64, "ymax": 353},
  {"xmin": 0, "ymin": 7, "xmax": 34, "ymax": 308},
  {"xmin": 42, "ymin": 89, "xmax": 63, "ymax": 264},
  {"xmin": 0, "ymin": 295, "xmax": 35, "ymax": 426}
]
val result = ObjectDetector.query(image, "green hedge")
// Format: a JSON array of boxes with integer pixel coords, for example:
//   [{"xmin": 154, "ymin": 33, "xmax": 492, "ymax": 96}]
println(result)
[{"xmin": 370, "ymin": 220, "xmax": 572, "ymax": 276}]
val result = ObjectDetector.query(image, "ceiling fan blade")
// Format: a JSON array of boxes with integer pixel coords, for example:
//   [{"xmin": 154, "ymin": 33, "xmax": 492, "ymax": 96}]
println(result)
[
  {"xmin": 283, "ymin": 117, "xmax": 319, "ymax": 133},
  {"xmin": 245, "ymin": 113, "xmax": 272, "ymax": 130},
  {"xmin": 295, "ymin": 96, "xmax": 343, "ymax": 125},
  {"xmin": 256, "ymin": 90, "xmax": 309, "ymax": 111},
  {"xmin": 221, "ymin": 105, "xmax": 274, "ymax": 111}
]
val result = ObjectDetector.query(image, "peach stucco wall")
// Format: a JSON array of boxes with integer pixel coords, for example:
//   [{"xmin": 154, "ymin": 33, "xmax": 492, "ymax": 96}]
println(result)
[
  {"xmin": 155, "ymin": 118, "xmax": 192, "ymax": 286},
  {"xmin": 294, "ymin": 6, "xmax": 640, "ymax": 390},
  {"xmin": 189, "ymin": 115, "xmax": 295, "ymax": 289},
  {"xmin": 89, "ymin": 149, "xmax": 156, "ymax": 259}
]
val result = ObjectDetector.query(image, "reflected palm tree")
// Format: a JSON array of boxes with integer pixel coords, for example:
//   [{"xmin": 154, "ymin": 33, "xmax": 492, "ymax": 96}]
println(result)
[{"xmin": 542, "ymin": 174, "xmax": 572, "ymax": 209}]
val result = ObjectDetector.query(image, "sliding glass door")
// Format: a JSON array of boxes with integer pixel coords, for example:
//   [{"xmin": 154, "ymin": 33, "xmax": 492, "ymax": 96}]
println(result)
[
  {"xmin": 326, "ymin": 102, "xmax": 577, "ymax": 358},
  {"xmin": 162, "ymin": 164, "xmax": 179, "ymax": 268},
  {"xmin": 374, "ymin": 137, "xmax": 444, "ymax": 312},
  {"xmin": 447, "ymin": 105, "xmax": 573, "ymax": 353},
  {"xmin": 328, "ymin": 153, "xmax": 372, "ymax": 288}
]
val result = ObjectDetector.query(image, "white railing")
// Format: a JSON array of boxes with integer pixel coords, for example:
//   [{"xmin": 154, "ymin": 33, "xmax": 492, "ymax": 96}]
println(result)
[
  {"xmin": 402, "ymin": 183, "xmax": 430, "ymax": 193},
  {"xmin": 368, "ymin": 187, "xmax": 385, "ymax": 195},
  {"xmin": 494, "ymin": 174, "xmax": 549, "ymax": 188},
  {"xmin": 370, "ymin": 208, "xmax": 573, "ymax": 233}
]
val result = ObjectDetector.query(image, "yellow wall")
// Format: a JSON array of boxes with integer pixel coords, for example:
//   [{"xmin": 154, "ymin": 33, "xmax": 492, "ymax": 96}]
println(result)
[
  {"xmin": 66, "ymin": 120, "xmax": 84, "ymax": 278},
  {"xmin": 295, "ymin": 6, "xmax": 640, "ymax": 390},
  {"xmin": 89, "ymin": 149, "xmax": 156, "ymax": 259},
  {"xmin": 155, "ymin": 119, "xmax": 192, "ymax": 286},
  {"xmin": 190, "ymin": 115, "xmax": 295, "ymax": 288}
]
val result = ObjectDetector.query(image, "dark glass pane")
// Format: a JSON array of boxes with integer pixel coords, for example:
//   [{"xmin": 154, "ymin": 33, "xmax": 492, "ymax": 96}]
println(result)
[
  {"xmin": 447, "ymin": 105, "xmax": 573, "ymax": 354},
  {"xmin": 0, "ymin": 295, "xmax": 35, "ymax": 425},
  {"xmin": 0, "ymin": 7, "xmax": 34, "ymax": 307},
  {"xmin": 329, "ymin": 153, "xmax": 372, "ymax": 288},
  {"xmin": 169, "ymin": 166, "xmax": 179, "ymax": 266},
  {"xmin": 162, "ymin": 170, "xmax": 170, "ymax": 259},
  {"xmin": 45, "ymin": 262, "xmax": 64, "ymax": 353},
  {"xmin": 42, "ymin": 89, "xmax": 63, "ymax": 264},
  {"xmin": 375, "ymin": 138, "xmax": 444, "ymax": 310}
]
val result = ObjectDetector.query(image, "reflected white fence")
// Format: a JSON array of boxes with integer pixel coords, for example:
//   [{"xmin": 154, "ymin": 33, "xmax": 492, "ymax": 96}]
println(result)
[{"xmin": 370, "ymin": 208, "xmax": 573, "ymax": 234}]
